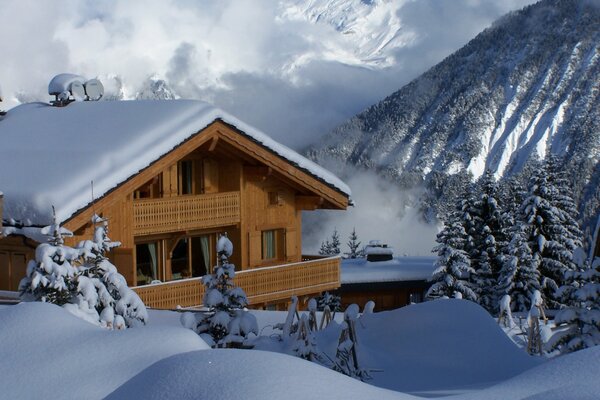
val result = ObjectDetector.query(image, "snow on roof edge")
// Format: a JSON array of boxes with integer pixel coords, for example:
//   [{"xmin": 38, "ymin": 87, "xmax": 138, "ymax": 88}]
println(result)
[{"xmin": 0, "ymin": 100, "xmax": 350, "ymax": 226}]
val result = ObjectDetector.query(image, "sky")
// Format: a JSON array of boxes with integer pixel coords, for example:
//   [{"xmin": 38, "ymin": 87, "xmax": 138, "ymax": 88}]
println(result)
[{"xmin": 1, "ymin": 0, "xmax": 536, "ymax": 149}]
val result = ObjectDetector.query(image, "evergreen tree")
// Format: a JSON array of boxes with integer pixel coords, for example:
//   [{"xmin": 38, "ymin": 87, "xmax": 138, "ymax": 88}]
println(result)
[
  {"xmin": 462, "ymin": 171, "xmax": 508, "ymax": 313},
  {"xmin": 519, "ymin": 157, "xmax": 583, "ymax": 307},
  {"xmin": 76, "ymin": 215, "xmax": 148, "ymax": 328},
  {"xmin": 318, "ymin": 229, "xmax": 341, "ymax": 256},
  {"xmin": 497, "ymin": 225, "xmax": 541, "ymax": 312},
  {"xmin": 191, "ymin": 233, "xmax": 257, "ymax": 347},
  {"xmin": 345, "ymin": 227, "xmax": 363, "ymax": 259},
  {"xmin": 319, "ymin": 240, "xmax": 332, "ymax": 256},
  {"xmin": 426, "ymin": 211, "xmax": 477, "ymax": 301},
  {"xmin": 19, "ymin": 211, "xmax": 80, "ymax": 305},
  {"xmin": 548, "ymin": 258, "xmax": 600, "ymax": 353},
  {"xmin": 330, "ymin": 228, "xmax": 341, "ymax": 255}
]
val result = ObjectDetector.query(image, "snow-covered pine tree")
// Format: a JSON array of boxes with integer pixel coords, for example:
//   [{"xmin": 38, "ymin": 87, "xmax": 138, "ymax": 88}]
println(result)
[
  {"xmin": 194, "ymin": 233, "xmax": 257, "ymax": 347},
  {"xmin": 549, "ymin": 257, "xmax": 600, "ymax": 353},
  {"xmin": 319, "ymin": 229, "xmax": 342, "ymax": 256},
  {"xmin": 519, "ymin": 157, "xmax": 583, "ymax": 308},
  {"xmin": 345, "ymin": 227, "xmax": 363, "ymax": 259},
  {"xmin": 426, "ymin": 211, "xmax": 477, "ymax": 301},
  {"xmin": 497, "ymin": 225, "xmax": 541, "ymax": 312},
  {"xmin": 19, "ymin": 210, "xmax": 80, "ymax": 305},
  {"xmin": 75, "ymin": 215, "xmax": 148, "ymax": 328},
  {"xmin": 463, "ymin": 170, "xmax": 508, "ymax": 314}
]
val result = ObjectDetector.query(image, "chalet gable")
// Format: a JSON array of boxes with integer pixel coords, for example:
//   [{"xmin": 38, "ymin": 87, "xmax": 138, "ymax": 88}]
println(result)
[{"xmin": 0, "ymin": 100, "xmax": 350, "ymax": 228}]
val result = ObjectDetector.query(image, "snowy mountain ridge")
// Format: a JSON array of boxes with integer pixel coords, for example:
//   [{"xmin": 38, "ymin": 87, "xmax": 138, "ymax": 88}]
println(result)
[
  {"xmin": 280, "ymin": 0, "xmax": 410, "ymax": 68},
  {"xmin": 307, "ymin": 0, "xmax": 600, "ymax": 230}
]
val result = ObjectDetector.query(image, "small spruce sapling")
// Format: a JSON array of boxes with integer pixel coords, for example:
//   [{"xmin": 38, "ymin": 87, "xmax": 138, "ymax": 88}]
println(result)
[
  {"xmin": 190, "ymin": 233, "xmax": 257, "ymax": 347},
  {"xmin": 345, "ymin": 227, "xmax": 363, "ymax": 259},
  {"xmin": 19, "ymin": 209, "xmax": 80, "ymax": 305}
]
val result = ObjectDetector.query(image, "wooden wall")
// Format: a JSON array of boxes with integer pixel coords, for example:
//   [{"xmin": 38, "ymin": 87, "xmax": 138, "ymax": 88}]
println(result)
[
  {"xmin": 240, "ymin": 171, "xmax": 302, "ymax": 269},
  {"xmin": 0, "ymin": 236, "xmax": 35, "ymax": 291},
  {"xmin": 337, "ymin": 283, "xmax": 430, "ymax": 312}
]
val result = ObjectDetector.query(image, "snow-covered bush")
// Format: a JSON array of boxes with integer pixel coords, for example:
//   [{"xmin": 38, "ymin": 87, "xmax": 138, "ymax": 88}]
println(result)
[
  {"xmin": 75, "ymin": 215, "xmax": 148, "ymax": 328},
  {"xmin": 20, "ymin": 214, "xmax": 148, "ymax": 329},
  {"xmin": 317, "ymin": 291, "xmax": 341, "ymax": 314},
  {"xmin": 19, "ymin": 216, "xmax": 80, "ymax": 305},
  {"xmin": 183, "ymin": 233, "xmax": 257, "ymax": 348}
]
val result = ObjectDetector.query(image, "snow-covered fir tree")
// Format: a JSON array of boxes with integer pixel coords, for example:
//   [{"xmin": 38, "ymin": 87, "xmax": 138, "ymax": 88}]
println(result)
[
  {"xmin": 19, "ymin": 213, "xmax": 79, "ymax": 305},
  {"xmin": 344, "ymin": 227, "xmax": 363, "ymax": 259},
  {"xmin": 317, "ymin": 291, "xmax": 341, "ymax": 313},
  {"xmin": 426, "ymin": 211, "xmax": 477, "ymax": 301},
  {"xmin": 20, "ymin": 213, "xmax": 148, "ymax": 328},
  {"xmin": 319, "ymin": 229, "xmax": 341, "ymax": 256},
  {"xmin": 519, "ymin": 157, "xmax": 583, "ymax": 307},
  {"xmin": 497, "ymin": 225, "xmax": 541, "ymax": 312},
  {"xmin": 191, "ymin": 233, "xmax": 258, "ymax": 347},
  {"xmin": 75, "ymin": 215, "xmax": 148, "ymax": 328},
  {"xmin": 461, "ymin": 171, "xmax": 508, "ymax": 313},
  {"xmin": 548, "ymin": 257, "xmax": 600, "ymax": 353}
]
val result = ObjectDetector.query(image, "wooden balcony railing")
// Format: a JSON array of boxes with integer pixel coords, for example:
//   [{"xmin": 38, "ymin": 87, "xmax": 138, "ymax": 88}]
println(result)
[
  {"xmin": 132, "ymin": 256, "xmax": 341, "ymax": 309},
  {"xmin": 133, "ymin": 191, "xmax": 240, "ymax": 235}
]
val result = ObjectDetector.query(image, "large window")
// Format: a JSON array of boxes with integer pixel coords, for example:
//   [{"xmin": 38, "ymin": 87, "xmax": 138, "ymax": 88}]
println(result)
[{"xmin": 261, "ymin": 229, "xmax": 285, "ymax": 261}]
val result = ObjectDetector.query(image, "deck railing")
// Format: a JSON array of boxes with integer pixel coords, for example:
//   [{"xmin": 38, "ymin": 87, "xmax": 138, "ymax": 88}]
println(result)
[
  {"xmin": 132, "ymin": 191, "xmax": 240, "ymax": 235},
  {"xmin": 132, "ymin": 256, "xmax": 341, "ymax": 309}
]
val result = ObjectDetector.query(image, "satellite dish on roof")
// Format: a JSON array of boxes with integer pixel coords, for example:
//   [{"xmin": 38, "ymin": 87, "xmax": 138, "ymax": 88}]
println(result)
[
  {"xmin": 70, "ymin": 81, "xmax": 86, "ymax": 101},
  {"xmin": 84, "ymin": 79, "xmax": 104, "ymax": 101}
]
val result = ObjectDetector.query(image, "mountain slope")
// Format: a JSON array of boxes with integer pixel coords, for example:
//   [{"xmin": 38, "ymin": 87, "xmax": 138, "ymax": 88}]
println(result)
[{"xmin": 307, "ymin": 0, "xmax": 600, "ymax": 230}]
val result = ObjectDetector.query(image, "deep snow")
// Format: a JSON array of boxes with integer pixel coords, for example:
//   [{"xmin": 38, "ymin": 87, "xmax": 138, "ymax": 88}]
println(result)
[{"xmin": 1, "ymin": 299, "xmax": 599, "ymax": 399}]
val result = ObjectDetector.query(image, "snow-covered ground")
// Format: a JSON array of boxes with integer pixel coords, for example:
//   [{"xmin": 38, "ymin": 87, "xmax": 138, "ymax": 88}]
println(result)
[{"xmin": 1, "ymin": 299, "xmax": 598, "ymax": 399}]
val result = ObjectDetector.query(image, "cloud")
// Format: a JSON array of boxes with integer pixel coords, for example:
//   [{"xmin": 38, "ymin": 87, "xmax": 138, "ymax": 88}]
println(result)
[
  {"xmin": 302, "ymin": 168, "xmax": 441, "ymax": 256},
  {"xmin": 1, "ymin": 0, "xmax": 536, "ymax": 150}
]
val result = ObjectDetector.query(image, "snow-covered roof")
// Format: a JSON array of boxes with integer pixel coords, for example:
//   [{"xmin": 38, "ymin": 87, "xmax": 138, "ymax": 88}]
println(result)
[
  {"xmin": 341, "ymin": 256, "xmax": 437, "ymax": 284},
  {"xmin": 0, "ymin": 100, "xmax": 350, "ymax": 226}
]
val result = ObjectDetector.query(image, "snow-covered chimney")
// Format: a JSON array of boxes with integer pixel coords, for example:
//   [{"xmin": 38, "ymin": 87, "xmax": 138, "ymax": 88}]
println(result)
[{"xmin": 364, "ymin": 240, "xmax": 394, "ymax": 262}]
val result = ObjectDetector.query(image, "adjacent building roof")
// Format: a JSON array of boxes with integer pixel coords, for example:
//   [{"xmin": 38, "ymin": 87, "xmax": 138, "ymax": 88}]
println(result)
[
  {"xmin": 0, "ymin": 100, "xmax": 350, "ymax": 226},
  {"xmin": 340, "ymin": 256, "xmax": 437, "ymax": 284}
]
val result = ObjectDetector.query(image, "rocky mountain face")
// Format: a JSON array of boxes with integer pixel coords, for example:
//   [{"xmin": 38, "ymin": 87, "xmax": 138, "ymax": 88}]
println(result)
[{"xmin": 307, "ymin": 0, "xmax": 600, "ymax": 237}]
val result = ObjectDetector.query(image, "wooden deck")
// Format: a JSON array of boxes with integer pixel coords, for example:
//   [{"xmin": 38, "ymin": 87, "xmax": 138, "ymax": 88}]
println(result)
[
  {"xmin": 132, "ymin": 191, "xmax": 241, "ymax": 235},
  {"xmin": 132, "ymin": 256, "xmax": 341, "ymax": 309}
]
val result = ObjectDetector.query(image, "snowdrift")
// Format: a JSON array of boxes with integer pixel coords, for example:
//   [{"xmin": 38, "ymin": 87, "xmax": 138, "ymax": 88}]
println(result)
[
  {"xmin": 106, "ymin": 349, "xmax": 415, "ymax": 400},
  {"xmin": 330, "ymin": 299, "xmax": 543, "ymax": 394},
  {"xmin": 0, "ymin": 302, "xmax": 209, "ymax": 399},
  {"xmin": 451, "ymin": 345, "xmax": 600, "ymax": 400}
]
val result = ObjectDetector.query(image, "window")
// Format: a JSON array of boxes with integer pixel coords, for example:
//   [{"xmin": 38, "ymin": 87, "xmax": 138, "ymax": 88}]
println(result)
[
  {"xmin": 268, "ymin": 191, "xmax": 281, "ymax": 206},
  {"xmin": 179, "ymin": 160, "xmax": 194, "ymax": 195},
  {"xmin": 171, "ymin": 238, "xmax": 190, "ymax": 280},
  {"xmin": 261, "ymin": 229, "xmax": 285, "ymax": 261},
  {"xmin": 136, "ymin": 242, "xmax": 161, "ymax": 285},
  {"xmin": 134, "ymin": 174, "xmax": 162, "ymax": 199}
]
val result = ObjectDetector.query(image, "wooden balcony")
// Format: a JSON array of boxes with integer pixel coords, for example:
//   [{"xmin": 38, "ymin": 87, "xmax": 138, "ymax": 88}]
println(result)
[
  {"xmin": 133, "ymin": 191, "xmax": 240, "ymax": 236},
  {"xmin": 132, "ymin": 256, "xmax": 341, "ymax": 309}
]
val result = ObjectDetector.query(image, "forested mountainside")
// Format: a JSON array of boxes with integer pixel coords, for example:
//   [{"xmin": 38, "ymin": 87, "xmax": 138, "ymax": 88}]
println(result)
[{"xmin": 307, "ymin": 0, "xmax": 600, "ymax": 237}]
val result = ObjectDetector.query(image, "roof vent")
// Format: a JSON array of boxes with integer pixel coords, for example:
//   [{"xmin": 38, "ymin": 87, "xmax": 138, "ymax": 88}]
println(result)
[
  {"xmin": 364, "ymin": 240, "xmax": 394, "ymax": 262},
  {"xmin": 49, "ymin": 73, "xmax": 104, "ymax": 106}
]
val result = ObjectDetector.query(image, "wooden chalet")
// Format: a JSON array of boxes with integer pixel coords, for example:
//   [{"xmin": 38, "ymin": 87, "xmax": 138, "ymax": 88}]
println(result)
[{"xmin": 0, "ymin": 99, "xmax": 350, "ymax": 310}]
